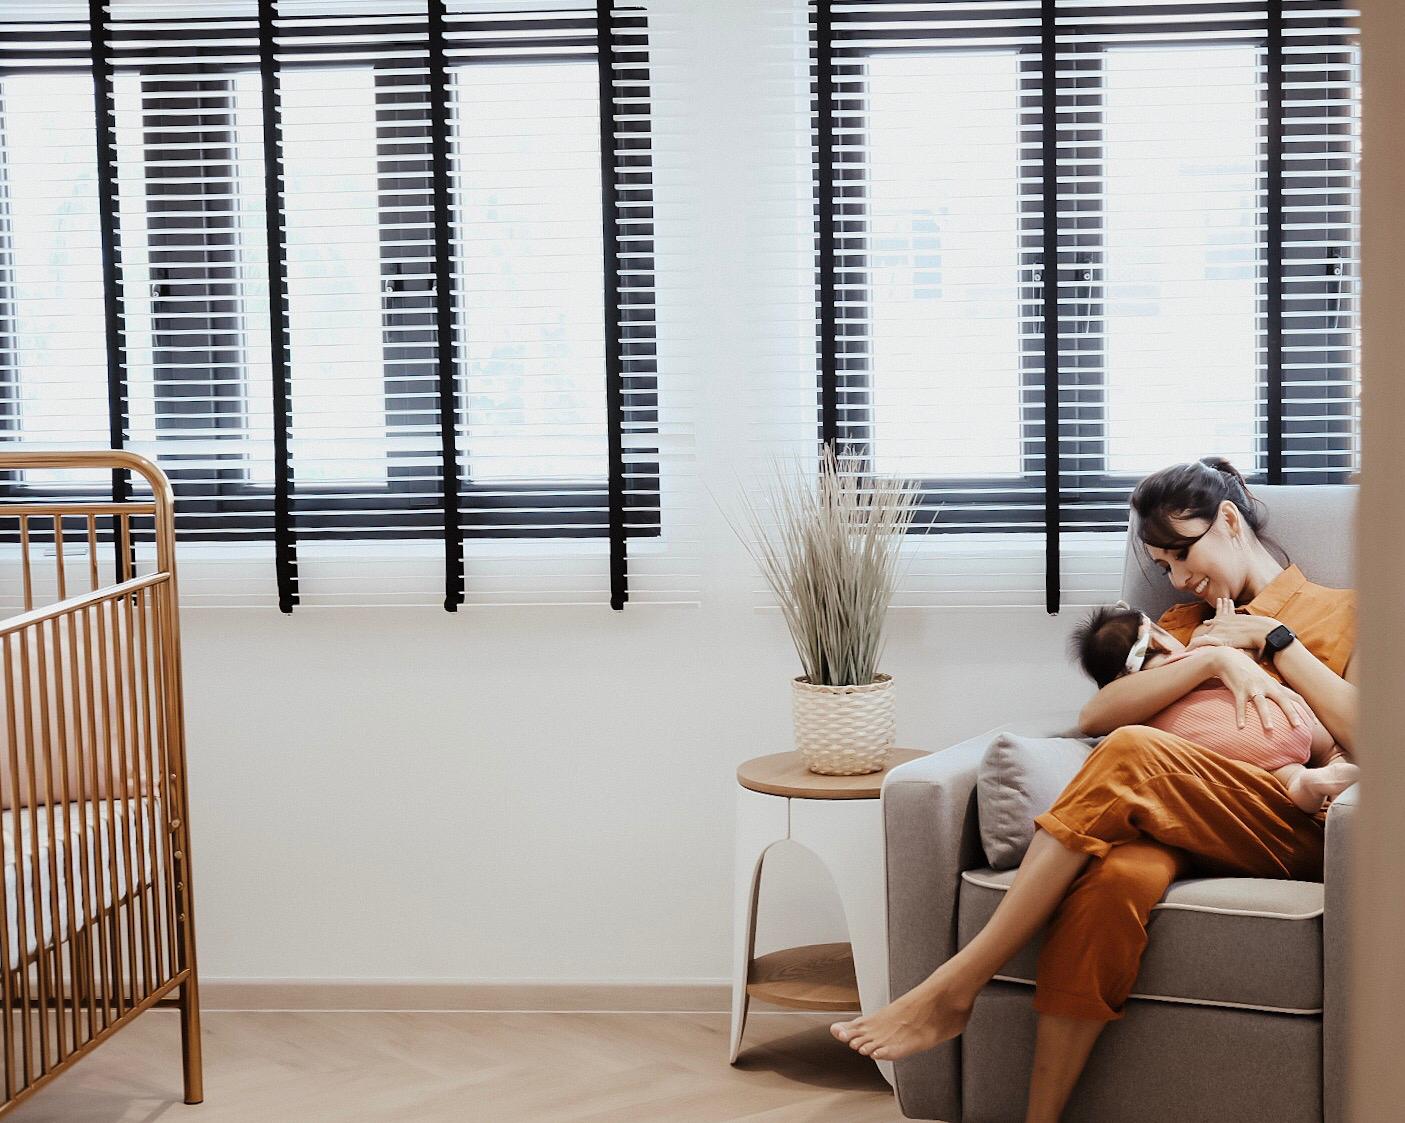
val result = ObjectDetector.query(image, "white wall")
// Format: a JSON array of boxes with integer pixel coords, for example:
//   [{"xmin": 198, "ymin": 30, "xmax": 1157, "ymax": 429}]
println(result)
[
  {"xmin": 173, "ymin": 0, "xmax": 1099, "ymax": 987},
  {"xmin": 183, "ymin": 602, "xmax": 1087, "ymax": 983}
]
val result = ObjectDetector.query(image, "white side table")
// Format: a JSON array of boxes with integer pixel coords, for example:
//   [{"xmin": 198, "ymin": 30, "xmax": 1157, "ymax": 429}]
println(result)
[{"xmin": 729, "ymin": 749, "xmax": 929, "ymax": 1087}]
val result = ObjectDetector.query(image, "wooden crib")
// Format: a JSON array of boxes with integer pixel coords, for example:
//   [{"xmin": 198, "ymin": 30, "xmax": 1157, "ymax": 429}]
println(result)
[{"xmin": 0, "ymin": 450, "xmax": 201, "ymax": 1113}]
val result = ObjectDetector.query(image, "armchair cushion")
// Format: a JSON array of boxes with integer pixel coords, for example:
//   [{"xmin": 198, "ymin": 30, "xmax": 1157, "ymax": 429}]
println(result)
[
  {"xmin": 958, "ymin": 866, "xmax": 1325, "ymax": 1013},
  {"xmin": 977, "ymin": 732, "xmax": 1097, "ymax": 869}
]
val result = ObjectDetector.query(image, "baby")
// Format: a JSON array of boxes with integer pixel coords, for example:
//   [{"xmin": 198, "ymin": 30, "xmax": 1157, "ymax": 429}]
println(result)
[{"xmin": 1073, "ymin": 601, "xmax": 1360, "ymax": 814}]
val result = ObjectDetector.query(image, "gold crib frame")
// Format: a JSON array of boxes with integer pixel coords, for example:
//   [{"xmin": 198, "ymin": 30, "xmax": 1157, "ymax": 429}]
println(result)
[{"xmin": 0, "ymin": 451, "xmax": 201, "ymax": 1113}]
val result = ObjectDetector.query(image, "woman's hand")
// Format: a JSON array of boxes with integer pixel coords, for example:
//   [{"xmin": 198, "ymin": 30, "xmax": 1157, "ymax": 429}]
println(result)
[
  {"xmin": 1211, "ymin": 647, "xmax": 1309, "ymax": 732},
  {"xmin": 1187, "ymin": 598, "xmax": 1279, "ymax": 655}
]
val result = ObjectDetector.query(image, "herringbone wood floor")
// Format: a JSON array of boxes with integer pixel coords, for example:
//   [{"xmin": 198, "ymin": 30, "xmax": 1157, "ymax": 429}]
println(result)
[{"xmin": 7, "ymin": 1011, "xmax": 907, "ymax": 1121}]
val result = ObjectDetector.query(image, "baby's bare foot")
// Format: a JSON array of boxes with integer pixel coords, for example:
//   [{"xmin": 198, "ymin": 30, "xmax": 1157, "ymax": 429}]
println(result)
[
  {"xmin": 830, "ymin": 975, "xmax": 975, "ymax": 1061},
  {"xmin": 1288, "ymin": 760, "xmax": 1360, "ymax": 814}
]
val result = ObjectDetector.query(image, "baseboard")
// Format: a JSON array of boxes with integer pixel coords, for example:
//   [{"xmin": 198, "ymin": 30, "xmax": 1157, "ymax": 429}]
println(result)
[{"xmin": 200, "ymin": 979, "xmax": 739, "ymax": 1013}]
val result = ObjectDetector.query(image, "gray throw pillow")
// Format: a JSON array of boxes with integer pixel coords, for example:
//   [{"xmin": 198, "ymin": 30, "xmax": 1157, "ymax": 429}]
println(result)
[{"xmin": 977, "ymin": 732, "xmax": 1099, "ymax": 869}]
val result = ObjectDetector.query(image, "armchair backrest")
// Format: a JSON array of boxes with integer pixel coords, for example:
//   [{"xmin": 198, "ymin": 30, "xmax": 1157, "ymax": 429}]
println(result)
[{"xmin": 1120, "ymin": 484, "xmax": 1358, "ymax": 618}]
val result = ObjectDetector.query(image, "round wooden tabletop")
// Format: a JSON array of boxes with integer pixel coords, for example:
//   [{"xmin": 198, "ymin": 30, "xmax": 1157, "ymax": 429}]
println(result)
[{"xmin": 736, "ymin": 748, "xmax": 929, "ymax": 800}]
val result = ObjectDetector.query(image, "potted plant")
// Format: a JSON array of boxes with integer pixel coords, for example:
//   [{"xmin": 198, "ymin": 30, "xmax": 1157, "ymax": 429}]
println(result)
[{"xmin": 727, "ymin": 443, "xmax": 920, "ymax": 775}]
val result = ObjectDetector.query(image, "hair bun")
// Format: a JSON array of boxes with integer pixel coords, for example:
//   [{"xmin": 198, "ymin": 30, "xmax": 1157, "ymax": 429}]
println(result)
[{"xmin": 1198, "ymin": 455, "xmax": 1251, "ymax": 497}]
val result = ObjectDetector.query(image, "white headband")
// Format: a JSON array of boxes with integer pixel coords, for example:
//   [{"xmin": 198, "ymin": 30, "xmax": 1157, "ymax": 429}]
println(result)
[{"xmin": 1124, "ymin": 613, "xmax": 1152, "ymax": 675}]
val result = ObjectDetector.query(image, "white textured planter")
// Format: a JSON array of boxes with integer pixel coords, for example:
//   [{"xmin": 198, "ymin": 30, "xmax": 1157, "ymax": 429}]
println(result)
[{"xmin": 791, "ymin": 673, "xmax": 896, "ymax": 776}]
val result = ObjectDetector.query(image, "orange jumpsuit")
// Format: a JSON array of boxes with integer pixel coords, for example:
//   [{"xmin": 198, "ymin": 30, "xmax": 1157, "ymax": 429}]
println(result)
[{"xmin": 1030, "ymin": 564, "xmax": 1356, "ymax": 1021}]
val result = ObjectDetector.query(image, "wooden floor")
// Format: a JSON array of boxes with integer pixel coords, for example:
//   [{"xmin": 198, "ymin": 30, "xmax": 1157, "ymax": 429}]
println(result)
[{"xmin": 7, "ymin": 1010, "xmax": 907, "ymax": 1122}]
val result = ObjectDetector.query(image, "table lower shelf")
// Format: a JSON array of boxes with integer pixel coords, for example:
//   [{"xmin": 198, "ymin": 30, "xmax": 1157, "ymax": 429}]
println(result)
[{"xmin": 745, "ymin": 942, "xmax": 860, "ymax": 1012}]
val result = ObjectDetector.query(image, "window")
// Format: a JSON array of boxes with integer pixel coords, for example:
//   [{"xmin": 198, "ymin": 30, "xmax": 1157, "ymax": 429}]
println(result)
[
  {"xmin": 0, "ymin": 72, "xmax": 109, "ymax": 486},
  {"xmin": 864, "ymin": 51, "xmax": 1024, "ymax": 482},
  {"xmin": 453, "ymin": 61, "xmax": 610, "ymax": 485},
  {"xmin": 280, "ymin": 65, "xmax": 386, "ymax": 489},
  {"xmin": 0, "ymin": 3, "xmax": 660, "ymax": 611},
  {"xmin": 813, "ymin": 0, "xmax": 1361, "ymax": 576},
  {"xmin": 1101, "ymin": 45, "xmax": 1262, "ymax": 477}
]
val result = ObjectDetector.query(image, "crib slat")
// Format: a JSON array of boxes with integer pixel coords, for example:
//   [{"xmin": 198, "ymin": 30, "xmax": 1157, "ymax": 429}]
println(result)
[
  {"xmin": 52, "ymin": 516, "xmax": 67, "ymax": 605},
  {"xmin": 34, "ymin": 620, "xmax": 68, "ymax": 1067},
  {"xmin": 119, "ymin": 512, "xmax": 155, "ymax": 998},
  {"xmin": 93, "ymin": 600, "xmax": 127, "ymax": 1024},
  {"xmin": 106, "ymin": 595, "xmax": 139, "ymax": 1013},
  {"xmin": 6, "ymin": 635, "xmax": 34, "ymax": 1088},
  {"xmin": 131, "ymin": 587, "xmax": 158, "ymax": 993},
  {"xmin": 113, "ymin": 582, "xmax": 144, "ymax": 1003},
  {"xmin": 84, "ymin": 603, "xmax": 117, "ymax": 1032},
  {"xmin": 18, "ymin": 628, "xmax": 54, "ymax": 1076},
  {"xmin": 48, "ymin": 614, "xmax": 82, "ymax": 1060},
  {"xmin": 53, "ymin": 619, "xmax": 78, "ymax": 1062},
  {"xmin": 150, "ymin": 592, "xmax": 178, "ymax": 987},
  {"xmin": 69, "ymin": 606, "xmax": 99, "ymax": 1044},
  {"xmin": 17, "ymin": 518, "xmax": 31, "ymax": 615},
  {"xmin": 86, "ymin": 519, "xmax": 99, "ymax": 597},
  {"xmin": 117, "ymin": 515, "xmax": 130, "ymax": 587},
  {"xmin": 0, "ymin": 638, "xmax": 18, "ymax": 1099},
  {"xmin": 77, "ymin": 604, "xmax": 113, "ymax": 1036}
]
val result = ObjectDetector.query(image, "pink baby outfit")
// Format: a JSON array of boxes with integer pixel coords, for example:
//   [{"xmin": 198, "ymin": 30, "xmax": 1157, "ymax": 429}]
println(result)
[{"xmin": 1144, "ymin": 651, "xmax": 1312, "ymax": 771}]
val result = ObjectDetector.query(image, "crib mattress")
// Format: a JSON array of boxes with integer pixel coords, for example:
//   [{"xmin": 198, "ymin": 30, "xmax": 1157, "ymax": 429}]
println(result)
[{"xmin": 3, "ymin": 799, "xmax": 159, "ymax": 966}]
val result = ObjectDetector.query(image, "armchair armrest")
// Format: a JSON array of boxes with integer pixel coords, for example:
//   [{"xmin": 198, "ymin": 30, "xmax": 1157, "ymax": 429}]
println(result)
[
  {"xmin": 1323, "ymin": 781, "xmax": 1357, "ymax": 1123},
  {"xmin": 880, "ymin": 712, "xmax": 1082, "ymax": 1121},
  {"xmin": 883, "ymin": 711, "xmax": 1086, "ymax": 991}
]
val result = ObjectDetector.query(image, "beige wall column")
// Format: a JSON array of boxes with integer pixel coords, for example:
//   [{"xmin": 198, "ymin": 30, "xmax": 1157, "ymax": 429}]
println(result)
[{"xmin": 1352, "ymin": 1, "xmax": 1405, "ymax": 1118}]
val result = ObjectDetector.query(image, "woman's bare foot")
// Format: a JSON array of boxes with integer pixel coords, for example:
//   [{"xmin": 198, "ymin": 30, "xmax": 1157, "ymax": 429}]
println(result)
[
  {"xmin": 1287, "ymin": 759, "xmax": 1360, "ymax": 814},
  {"xmin": 829, "ymin": 972, "xmax": 977, "ymax": 1061}
]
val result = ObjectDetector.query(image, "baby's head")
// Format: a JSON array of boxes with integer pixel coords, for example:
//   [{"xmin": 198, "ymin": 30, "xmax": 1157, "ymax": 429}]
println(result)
[{"xmin": 1070, "ymin": 603, "xmax": 1187, "ymax": 687}]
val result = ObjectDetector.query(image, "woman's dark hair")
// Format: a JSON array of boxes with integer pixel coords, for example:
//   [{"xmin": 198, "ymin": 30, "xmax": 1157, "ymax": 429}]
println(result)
[
  {"xmin": 1129, "ymin": 456, "xmax": 1287, "ymax": 563},
  {"xmin": 1069, "ymin": 605, "xmax": 1143, "ymax": 688}
]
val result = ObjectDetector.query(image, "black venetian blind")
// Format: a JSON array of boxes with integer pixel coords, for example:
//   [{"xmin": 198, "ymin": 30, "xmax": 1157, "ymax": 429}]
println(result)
[
  {"xmin": 0, "ymin": 0, "xmax": 657, "ymax": 611},
  {"xmin": 811, "ymin": 0, "xmax": 1360, "ymax": 612}
]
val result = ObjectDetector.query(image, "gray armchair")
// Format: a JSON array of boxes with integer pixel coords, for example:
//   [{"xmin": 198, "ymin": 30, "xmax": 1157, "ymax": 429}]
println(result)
[{"xmin": 882, "ymin": 485, "xmax": 1357, "ymax": 1123}]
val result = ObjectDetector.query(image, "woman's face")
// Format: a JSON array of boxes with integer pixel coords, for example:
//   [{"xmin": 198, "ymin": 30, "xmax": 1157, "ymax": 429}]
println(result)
[{"xmin": 1142, "ymin": 500, "xmax": 1249, "ymax": 605}]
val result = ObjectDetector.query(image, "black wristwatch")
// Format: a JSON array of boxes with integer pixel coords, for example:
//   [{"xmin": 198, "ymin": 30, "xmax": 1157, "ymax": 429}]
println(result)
[{"xmin": 1260, "ymin": 623, "xmax": 1297, "ymax": 665}]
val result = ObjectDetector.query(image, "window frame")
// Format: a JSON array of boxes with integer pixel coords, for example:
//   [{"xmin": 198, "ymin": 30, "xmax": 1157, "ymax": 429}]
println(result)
[
  {"xmin": 815, "ymin": 7, "xmax": 1359, "ymax": 535},
  {"xmin": 0, "ymin": 22, "xmax": 661, "ymax": 546}
]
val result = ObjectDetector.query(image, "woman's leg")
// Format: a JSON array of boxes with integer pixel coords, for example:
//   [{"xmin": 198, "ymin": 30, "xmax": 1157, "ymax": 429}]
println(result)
[
  {"xmin": 836, "ymin": 724, "xmax": 1325, "ymax": 1063},
  {"xmin": 1033, "ymin": 839, "xmax": 1194, "ymax": 1020},
  {"xmin": 1025, "ymin": 839, "xmax": 1195, "ymax": 1119},
  {"xmin": 1025, "ymin": 1014, "xmax": 1106, "ymax": 1123},
  {"xmin": 1034, "ymin": 725, "xmax": 1327, "ymax": 880},
  {"xmin": 830, "ymin": 827, "xmax": 1092, "ymax": 1060}
]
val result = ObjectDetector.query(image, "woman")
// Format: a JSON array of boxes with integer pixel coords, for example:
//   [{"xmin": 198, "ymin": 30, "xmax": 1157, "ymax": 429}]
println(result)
[{"xmin": 830, "ymin": 456, "xmax": 1358, "ymax": 1123}]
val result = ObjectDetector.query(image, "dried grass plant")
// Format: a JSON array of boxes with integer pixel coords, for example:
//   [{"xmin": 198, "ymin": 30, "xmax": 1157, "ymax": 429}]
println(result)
[{"xmin": 723, "ymin": 444, "xmax": 922, "ymax": 687}]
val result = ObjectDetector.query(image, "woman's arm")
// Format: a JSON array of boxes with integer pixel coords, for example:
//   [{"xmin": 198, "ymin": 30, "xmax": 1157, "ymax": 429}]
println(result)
[
  {"xmin": 1274, "ymin": 639, "xmax": 1358, "ymax": 757},
  {"xmin": 1079, "ymin": 646, "xmax": 1222, "ymax": 735},
  {"xmin": 1188, "ymin": 605, "xmax": 1359, "ymax": 755},
  {"xmin": 1079, "ymin": 645, "xmax": 1309, "ymax": 736}
]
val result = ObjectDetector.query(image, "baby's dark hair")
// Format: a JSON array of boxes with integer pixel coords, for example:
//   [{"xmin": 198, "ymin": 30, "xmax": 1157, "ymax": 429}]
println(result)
[{"xmin": 1069, "ymin": 605, "xmax": 1143, "ymax": 688}]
